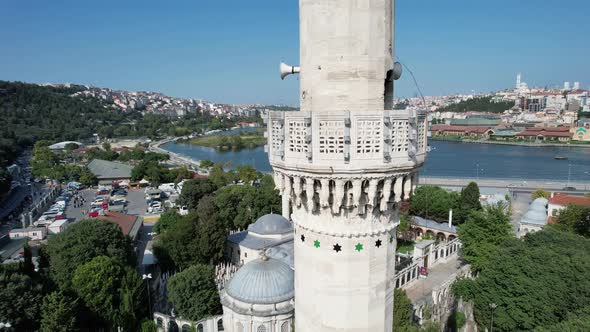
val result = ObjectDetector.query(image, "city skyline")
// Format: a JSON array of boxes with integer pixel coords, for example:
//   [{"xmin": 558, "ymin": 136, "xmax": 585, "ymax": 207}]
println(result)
[{"xmin": 1, "ymin": 0, "xmax": 589, "ymax": 105}]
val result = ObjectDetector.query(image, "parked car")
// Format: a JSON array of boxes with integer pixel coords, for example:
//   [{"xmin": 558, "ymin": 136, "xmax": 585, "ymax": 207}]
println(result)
[{"xmin": 88, "ymin": 209, "xmax": 102, "ymax": 218}]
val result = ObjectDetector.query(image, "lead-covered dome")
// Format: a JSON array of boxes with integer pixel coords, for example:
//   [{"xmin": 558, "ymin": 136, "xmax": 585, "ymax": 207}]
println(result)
[
  {"xmin": 247, "ymin": 214, "xmax": 292, "ymax": 235},
  {"xmin": 225, "ymin": 255, "xmax": 294, "ymax": 304}
]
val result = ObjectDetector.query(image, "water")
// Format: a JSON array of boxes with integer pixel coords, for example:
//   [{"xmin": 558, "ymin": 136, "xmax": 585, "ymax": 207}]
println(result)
[{"xmin": 161, "ymin": 139, "xmax": 590, "ymax": 181}]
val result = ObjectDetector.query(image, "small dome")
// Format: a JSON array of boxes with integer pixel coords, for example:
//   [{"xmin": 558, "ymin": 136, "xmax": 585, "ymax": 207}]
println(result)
[
  {"xmin": 247, "ymin": 214, "xmax": 292, "ymax": 235},
  {"xmin": 226, "ymin": 255, "xmax": 294, "ymax": 304}
]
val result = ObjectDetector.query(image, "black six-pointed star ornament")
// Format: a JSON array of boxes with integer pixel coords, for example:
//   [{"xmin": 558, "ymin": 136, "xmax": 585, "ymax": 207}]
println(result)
[
  {"xmin": 333, "ymin": 243, "xmax": 342, "ymax": 252},
  {"xmin": 301, "ymin": 234, "xmax": 305, "ymax": 242},
  {"xmin": 375, "ymin": 239, "xmax": 382, "ymax": 248}
]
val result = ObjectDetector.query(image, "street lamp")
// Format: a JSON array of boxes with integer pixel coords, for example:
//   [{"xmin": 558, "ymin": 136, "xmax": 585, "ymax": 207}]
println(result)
[
  {"xmin": 143, "ymin": 273, "xmax": 153, "ymax": 317},
  {"xmin": 489, "ymin": 303, "xmax": 497, "ymax": 332}
]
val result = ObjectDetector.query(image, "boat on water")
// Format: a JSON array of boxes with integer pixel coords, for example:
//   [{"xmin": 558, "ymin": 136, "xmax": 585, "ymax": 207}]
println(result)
[{"xmin": 554, "ymin": 156, "xmax": 568, "ymax": 160}]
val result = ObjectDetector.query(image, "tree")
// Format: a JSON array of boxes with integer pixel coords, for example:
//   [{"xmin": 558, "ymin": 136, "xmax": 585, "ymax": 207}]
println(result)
[
  {"xmin": 554, "ymin": 204, "xmax": 590, "ymax": 238},
  {"xmin": 153, "ymin": 210, "xmax": 181, "ymax": 234},
  {"xmin": 213, "ymin": 177, "xmax": 281, "ymax": 229},
  {"xmin": 178, "ymin": 178, "xmax": 217, "ymax": 211},
  {"xmin": 140, "ymin": 319, "xmax": 158, "ymax": 332},
  {"xmin": 46, "ymin": 219, "xmax": 135, "ymax": 289},
  {"xmin": 409, "ymin": 185, "xmax": 458, "ymax": 222},
  {"xmin": 208, "ymin": 163, "xmax": 231, "ymax": 188},
  {"xmin": 454, "ymin": 228, "xmax": 590, "ymax": 331},
  {"xmin": 40, "ymin": 291, "xmax": 79, "ymax": 332},
  {"xmin": 393, "ymin": 288, "xmax": 415, "ymax": 331},
  {"xmin": 200, "ymin": 159, "xmax": 214, "ymax": 169},
  {"xmin": 72, "ymin": 256, "xmax": 146, "ymax": 330},
  {"xmin": 455, "ymin": 182, "xmax": 482, "ymax": 224},
  {"xmin": 23, "ymin": 240, "xmax": 34, "ymax": 275},
  {"xmin": 154, "ymin": 206, "xmax": 227, "ymax": 269},
  {"xmin": 167, "ymin": 264, "xmax": 222, "ymax": 321},
  {"xmin": 0, "ymin": 271, "xmax": 43, "ymax": 331},
  {"xmin": 236, "ymin": 164, "xmax": 259, "ymax": 183},
  {"xmin": 457, "ymin": 202, "xmax": 512, "ymax": 271},
  {"xmin": 79, "ymin": 167, "xmax": 97, "ymax": 187},
  {"xmin": 531, "ymin": 189, "xmax": 549, "ymax": 200}
]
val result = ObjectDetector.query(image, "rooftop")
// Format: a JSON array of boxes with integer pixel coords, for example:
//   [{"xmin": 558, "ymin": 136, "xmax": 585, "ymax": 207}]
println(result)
[
  {"xmin": 413, "ymin": 216, "xmax": 457, "ymax": 234},
  {"xmin": 548, "ymin": 193, "xmax": 590, "ymax": 208},
  {"xmin": 431, "ymin": 125, "xmax": 493, "ymax": 134},
  {"xmin": 247, "ymin": 214, "xmax": 293, "ymax": 235},
  {"xmin": 225, "ymin": 255, "xmax": 294, "ymax": 304},
  {"xmin": 87, "ymin": 159, "xmax": 133, "ymax": 180},
  {"xmin": 96, "ymin": 211, "xmax": 142, "ymax": 239}
]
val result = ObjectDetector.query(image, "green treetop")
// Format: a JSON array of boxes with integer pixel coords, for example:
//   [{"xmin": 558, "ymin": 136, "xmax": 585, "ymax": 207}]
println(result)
[{"xmin": 167, "ymin": 264, "xmax": 222, "ymax": 322}]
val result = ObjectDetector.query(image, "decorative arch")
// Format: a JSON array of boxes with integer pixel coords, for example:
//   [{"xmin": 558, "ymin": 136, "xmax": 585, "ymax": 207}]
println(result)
[
  {"xmin": 156, "ymin": 317, "xmax": 163, "ymax": 328},
  {"xmin": 168, "ymin": 321, "xmax": 179, "ymax": 332},
  {"xmin": 217, "ymin": 319, "xmax": 224, "ymax": 331},
  {"xmin": 182, "ymin": 325, "xmax": 191, "ymax": 332},
  {"xmin": 436, "ymin": 232, "xmax": 446, "ymax": 242},
  {"xmin": 197, "ymin": 323, "xmax": 204, "ymax": 332},
  {"xmin": 257, "ymin": 325, "xmax": 267, "ymax": 332}
]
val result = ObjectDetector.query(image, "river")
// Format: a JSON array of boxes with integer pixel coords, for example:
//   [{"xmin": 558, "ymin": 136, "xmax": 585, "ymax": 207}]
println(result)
[{"xmin": 161, "ymin": 137, "xmax": 590, "ymax": 182}]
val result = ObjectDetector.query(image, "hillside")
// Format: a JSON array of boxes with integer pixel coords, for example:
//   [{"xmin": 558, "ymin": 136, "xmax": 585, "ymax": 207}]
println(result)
[{"xmin": 437, "ymin": 96, "xmax": 513, "ymax": 113}]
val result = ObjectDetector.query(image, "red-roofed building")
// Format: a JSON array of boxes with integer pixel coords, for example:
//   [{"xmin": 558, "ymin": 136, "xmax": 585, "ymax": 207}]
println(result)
[
  {"xmin": 96, "ymin": 211, "xmax": 143, "ymax": 242},
  {"xmin": 516, "ymin": 127, "xmax": 573, "ymax": 142},
  {"xmin": 548, "ymin": 193, "xmax": 590, "ymax": 217},
  {"xmin": 430, "ymin": 125, "xmax": 493, "ymax": 138}
]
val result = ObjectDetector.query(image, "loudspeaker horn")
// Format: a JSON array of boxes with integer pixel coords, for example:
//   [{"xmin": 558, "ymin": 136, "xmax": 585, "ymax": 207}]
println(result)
[
  {"xmin": 280, "ymin": 62, "xmax": 300, "ymax": 80},
  {"xmin": 392, "ymin": 61, "xmax": 403, "ymax": 80}
]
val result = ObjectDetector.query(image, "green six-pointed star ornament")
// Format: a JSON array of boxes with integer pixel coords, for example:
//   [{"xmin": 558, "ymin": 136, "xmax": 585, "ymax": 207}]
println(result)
[
  {"xmin": 355, "ymin": 243, "xmax": 363, "ymax": 252},
  {"xmin": 314, "ymin": 240, "xmax": 320, "ymax": 248}
]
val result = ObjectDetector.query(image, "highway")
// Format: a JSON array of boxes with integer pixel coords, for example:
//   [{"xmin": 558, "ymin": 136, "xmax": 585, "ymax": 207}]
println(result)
[{"xmin": 420, "ymin": 176, "xmax": 590, "ymax": 193}]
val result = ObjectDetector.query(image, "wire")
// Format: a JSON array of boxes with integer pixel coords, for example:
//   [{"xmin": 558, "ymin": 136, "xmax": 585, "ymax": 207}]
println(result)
[{"xmin": 396, "ymin": 56, "xmax": 427, "ymax": 109}]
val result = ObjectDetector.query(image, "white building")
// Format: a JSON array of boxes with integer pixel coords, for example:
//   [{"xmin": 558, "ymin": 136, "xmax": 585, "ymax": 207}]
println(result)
[
  {"xmin": 264, "ymin": 0, "xmax": 426, "ymax": 330},
  {"xmin": 518, "ymin": 198, "xmax": 548, "ymax": 237},
  {"xmin": 220, "ymin": 252, "xmax": 294, "ymax": 332},
  {"xmin": 9, "ymin": 227, "xmax": 47, "ymax": 241},
  {"xmin": 547, "ymin": 193, "xmax": 590, "ymax": 217},
  {"xmin": 48, "ymin": 219, "xmax": 68, "ymax": 235}
]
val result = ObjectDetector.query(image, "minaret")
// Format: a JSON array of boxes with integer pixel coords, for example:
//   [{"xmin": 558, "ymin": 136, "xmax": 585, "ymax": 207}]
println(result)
[
  {"xmin": 516, "ymin": 73, "xmax": 521, "ymax": 89},
  {"xmin": 266, "ymin": 1, "xmax": 427, "ymax": 331}
]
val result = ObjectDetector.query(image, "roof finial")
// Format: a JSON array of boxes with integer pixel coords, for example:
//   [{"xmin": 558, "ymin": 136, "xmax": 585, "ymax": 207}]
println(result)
[{"xmin": 260, "ymin": 241, "xmax": 269, "ymax": 261}]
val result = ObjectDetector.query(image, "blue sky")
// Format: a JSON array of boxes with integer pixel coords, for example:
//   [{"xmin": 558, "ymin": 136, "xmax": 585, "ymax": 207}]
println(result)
[{"xmin": 1, "ymin": 0, "xmax": 588, "ymax": 105}]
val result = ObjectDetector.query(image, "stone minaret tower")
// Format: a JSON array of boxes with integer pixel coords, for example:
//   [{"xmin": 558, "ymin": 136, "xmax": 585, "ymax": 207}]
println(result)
[{"xmin": 266, "ymin": 1, "xmax": 427, "ymax": 331}]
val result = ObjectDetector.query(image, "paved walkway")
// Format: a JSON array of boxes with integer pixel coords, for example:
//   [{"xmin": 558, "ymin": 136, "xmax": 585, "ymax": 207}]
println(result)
[{"xmin": 404, "ymin": 256, "xmax": 462, "ymax": 303}]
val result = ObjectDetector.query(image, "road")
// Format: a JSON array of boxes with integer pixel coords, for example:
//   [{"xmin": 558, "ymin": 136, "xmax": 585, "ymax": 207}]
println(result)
[{"xmin": 420, "ymin": 176, "xmax": 590, "ymax": 193}]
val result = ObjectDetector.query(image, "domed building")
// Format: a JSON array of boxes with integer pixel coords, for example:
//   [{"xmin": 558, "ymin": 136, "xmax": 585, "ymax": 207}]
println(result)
[
  {"xmin": 220, "ymin": 251, "xmax": 294, "ymax": 332},
  {"xmin": 518, "ymin": 198, "xmax": 548, "ymax": 237},
  {"xmin": 226, "ymin": 214, "xmax": 294, "ymax": 266}
]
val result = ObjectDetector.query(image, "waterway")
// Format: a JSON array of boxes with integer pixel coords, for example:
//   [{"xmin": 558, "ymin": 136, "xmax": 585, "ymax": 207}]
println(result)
[{"xmin": 161, "ymin": 138, "xmax": 590, "ymax": 182}]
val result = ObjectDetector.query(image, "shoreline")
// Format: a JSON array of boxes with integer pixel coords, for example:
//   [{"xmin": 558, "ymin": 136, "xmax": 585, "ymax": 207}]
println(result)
[{"xmin": 430, "ymin": 137, "xmax": 590, "ymax": 148}]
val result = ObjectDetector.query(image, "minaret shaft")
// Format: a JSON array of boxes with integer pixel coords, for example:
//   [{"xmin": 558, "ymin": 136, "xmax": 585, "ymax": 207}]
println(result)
[{"xmin": 266, "ymin": 1, "xmax": 427, "ymax": 331}]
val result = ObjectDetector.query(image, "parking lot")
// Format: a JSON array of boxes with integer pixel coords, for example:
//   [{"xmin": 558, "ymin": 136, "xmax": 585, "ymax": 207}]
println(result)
[{"xmin": 65, "ymin": 188, "xmax": 148, "ymax": 223}]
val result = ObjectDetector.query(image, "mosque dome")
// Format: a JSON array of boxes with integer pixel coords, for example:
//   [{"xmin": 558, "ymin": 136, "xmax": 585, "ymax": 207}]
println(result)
[
  {"xmin": 247, "ymin": 214, "xmax": 292, "ymax": 235},
  {"xmin": 531, "ymin": 197, "xmax": 548, "ymax": 207},
  {"xmin": 225, "ymin": 254, "xmax": 294, "ymax": 304},
  {"xmin": 521, "ymin": 207, "xmax": 547, "ymax": 225}
]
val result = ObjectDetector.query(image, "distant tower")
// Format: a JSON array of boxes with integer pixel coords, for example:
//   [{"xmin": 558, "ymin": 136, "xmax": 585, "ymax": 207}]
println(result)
[
  {"xmin": 573, "ymin": 82, "xmax": 580, "ymax": 90},
  {"xmin": 564, "ymin": 81, "xmax": 571, "ymax": 90},
  {"xmin": 267, "ymin": 0, "xmax": 427, "ymax": 331},
  {"xmin": 516, "ymin": 73, "xmax": 522, "ymax": 89}
]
